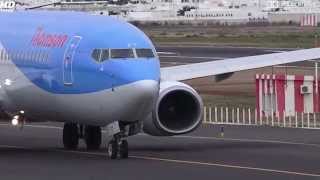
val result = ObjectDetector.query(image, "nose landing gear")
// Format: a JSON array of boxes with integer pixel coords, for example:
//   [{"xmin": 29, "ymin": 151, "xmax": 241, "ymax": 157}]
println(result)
[
  {"xmin": 106, "ymin": 121, "xmax": 131, "ymax": 159},
  {"xmin": 107, "ymin": 135, "xmax": 129, "ymax": 159}
]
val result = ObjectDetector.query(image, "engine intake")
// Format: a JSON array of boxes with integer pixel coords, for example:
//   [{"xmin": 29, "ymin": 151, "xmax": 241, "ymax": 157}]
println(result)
[{"xmin": 143, "ymin": 81, "xmax": 203, "ymax": 136}]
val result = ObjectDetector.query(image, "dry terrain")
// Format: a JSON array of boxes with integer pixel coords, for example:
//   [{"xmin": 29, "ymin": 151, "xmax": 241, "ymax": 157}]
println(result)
[{"xmin": 185, "ymin": 63, "xmax": 316, "ymax": 108}]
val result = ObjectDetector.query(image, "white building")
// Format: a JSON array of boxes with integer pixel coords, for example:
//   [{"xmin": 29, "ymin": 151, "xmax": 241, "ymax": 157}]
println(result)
[{"xmin": 5, "ymin": 0, "xmax": 320, "ymax": 22}]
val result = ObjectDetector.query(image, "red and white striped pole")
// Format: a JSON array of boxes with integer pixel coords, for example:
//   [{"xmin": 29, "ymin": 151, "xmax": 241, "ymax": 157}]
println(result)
[{"xmin": 315, "ymin": 60, "xmax": 319, "ymax": 112}]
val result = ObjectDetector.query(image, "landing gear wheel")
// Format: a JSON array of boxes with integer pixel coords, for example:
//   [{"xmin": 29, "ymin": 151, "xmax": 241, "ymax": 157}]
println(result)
[
  {"xmin": 107, "ymin": 140, "xmax": 118, "ymax": 159},
  {"xmin": 119, "ymin": 140, "xmax": 129, "ymax": 159},
  {"xmin": 63, "ymin": 123, "xmax": 79, "ymax": 150},
  {"xmin": 84, "ymin": 126, "xmax": 102, "ymax": 150}
]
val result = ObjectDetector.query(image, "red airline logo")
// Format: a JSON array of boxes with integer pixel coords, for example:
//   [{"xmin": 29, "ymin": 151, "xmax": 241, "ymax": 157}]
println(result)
[{"xmin": 31, "ymin": 28, "xmax": 68, "ymax": 48}]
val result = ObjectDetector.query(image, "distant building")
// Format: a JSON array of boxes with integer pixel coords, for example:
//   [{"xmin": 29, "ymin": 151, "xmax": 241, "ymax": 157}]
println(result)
[{"xmin": 6, "ymin": 0, "xmax": 320, "ymax": 23}]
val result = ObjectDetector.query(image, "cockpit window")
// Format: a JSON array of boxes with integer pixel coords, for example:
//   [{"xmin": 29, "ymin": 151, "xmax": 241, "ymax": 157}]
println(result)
[
  {"xmin": 136, "ymin": 49, "xmax": 155, "ymax": 58},
  {"xmin": 110, "ymin": 49, "xmax": 134, "ymax": 59},
  {"xmin": 92, "ymin": 49, "xmax": 101, "ymax": 62},
  {"xmin": 91, "ymin": 49, "xmax": 109, "ymax": 62},
  {"xmin": 101, "ymin": 49, "xmax": 109, "ymax": 61},
  {"xmin": 92, "ymin": 48, "xmax": 155, "ymax": 61}
]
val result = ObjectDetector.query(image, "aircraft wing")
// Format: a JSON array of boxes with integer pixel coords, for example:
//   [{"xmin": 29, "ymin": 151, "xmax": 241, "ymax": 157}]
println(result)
[{"xmin": 160, "ymin": 48, "xmax": 320, "ymax": 81}]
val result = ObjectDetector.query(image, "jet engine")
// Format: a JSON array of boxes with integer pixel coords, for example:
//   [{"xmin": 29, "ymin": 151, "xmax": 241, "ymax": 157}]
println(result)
[{"xmin": 143, "ymin": 81, "xmax": 203, "ymax": 136}]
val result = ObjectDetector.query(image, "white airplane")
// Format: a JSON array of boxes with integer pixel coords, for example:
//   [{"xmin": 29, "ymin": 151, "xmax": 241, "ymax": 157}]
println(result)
[{"xmin": 1, "ymin": 10, "xmax": 320, "ymax": 159}]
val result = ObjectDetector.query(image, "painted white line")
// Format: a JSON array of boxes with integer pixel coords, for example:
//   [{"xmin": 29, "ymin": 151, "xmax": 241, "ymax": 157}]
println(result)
[
  {"xmin": 160, "ymin": 55, "xmax": 224, "ymax": 60},
  {"xmin": 136, "ymin": 133, "xmax": 320, "ymax": 149},
  {"xmin": 174, "ymin": 135, "xmax": 320, "ymax": 149},
  {"xmin": 0, "ymin": 123, "xmax": 112, "ymax": 133},
  {"xmin": 130, "ymin": 155, "xmax": 320, "ymax": 177},
  {"xmin": 161, "ymin": 61, "xmax": 190, "ymax": 65},
  {"xmin": 1, "ymin": 123, "xmax": 320, "ymax": 149},
  {"xmin": 57, "ymin": 149, "xmax": 320, "ymax": 177},
  {"xmin": 265, "ymin": 50, "xmax": 288, "ymax": 53},
  {"xmin": 1, "ymin": 144, "xmax": 318, "ymax": 178},
  {"xmin": 157, "ymin": 51, "xmax": 177, "ymax": 55},
  {"xmin": 0, "ymin": 144, "xmax": 28, "ymax": 149},
  {"xmin": 273, "ymin": 65, "xmax": 315, "ymax": 69},
  {"xmin": 203, "ymin": 122, "xmax": 320, "ymax": 130},
  {"xmin": 0, "ymin": 123, "xmax": 62, "ymax": 130}
]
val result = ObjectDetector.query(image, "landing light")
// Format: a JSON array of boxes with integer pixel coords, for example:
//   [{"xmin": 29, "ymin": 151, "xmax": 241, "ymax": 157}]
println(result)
[
  {"xmin": 11, "ymin": 118, "xmax": 19, "ymax": 126},
  {"xmin": 4, "ymin": 79, "xmax": 12, "ymax": 86}
]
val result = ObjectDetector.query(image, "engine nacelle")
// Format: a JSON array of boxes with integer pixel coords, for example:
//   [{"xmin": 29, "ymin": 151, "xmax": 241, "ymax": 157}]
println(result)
[{"xmin": 143, "ymin": 81, "xmax": 203, "ymax": 136}]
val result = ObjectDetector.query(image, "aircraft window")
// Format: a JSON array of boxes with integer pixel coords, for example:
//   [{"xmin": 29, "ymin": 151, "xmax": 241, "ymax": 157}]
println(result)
[
  {"xmin": 32, "ymin": 51, "xmax": 37, "ymax": 62},
  {"xmin": 37, "ymin": 51, "xmax": 42, "ymax": 63},
  {"xmin": 6, "ymin": 51, "xmax": 9, "ymax": 61},
  {"xmin": 28, "ymin": 51, "xmax": 33, "ymax": 61},
  {"xmin": 38, "ymin": 51, "xmax": 42, "ymax": 63},
  {"xmin": 45, "ymin": 53, "xmax": 49, "ymax": 63},
  {"xmin": 17, "ymin": 51, "xmax": 21, "ymax": 60},
  {"xmin": 92, "ymin": 49, "xmax": 101, "ymax": 62},
  {"xmin": 40, "ymin": 51, "xmax": 45, "ymax": 63},
  {"xmin": 3, "ymin": 50, "xmax": 7, "ymax": 61},
  {"xmin": 92, "ymin": 49, "xmax": 109, "ymax": 62},
  {"xmin": 42, "ymin": 51, "xmax": 49, "ymax": 64},
  {"xmin": 13, "ymin": 51, "xmax": 16, "ymax": 59},
  {"xmin": 11, "ymin": 51, "xmax": 14, "ymax": 60},
  {"xmin": 110, "ymin": 49, "xmax": 134, "ymax": 59},
  {"xmin": 33, "ymin": 51, "xmax": 39, "ymax": 63},
  {"xmin": 0, "ymin": 50, "xmax": 3, "ymax": 61},
  {"xmin": 136, "ymin": 49, "xmax": 155, "ymax": 58},
  {"xmin": 101, "ymin": 49, "xmax": 109, "ymax": 61},
  {"xmin": 7, "ymin": 51, "xmax": 11, "ymax": 59},
  {"xmin": 36, "ymin": 51, "xmax": 40, "ymax": 63},
  {"xmin": 7, "ymin": 50, "xmax": 12, "ymax": 60},
  {"xmin": 22, "ymin": 51, "xmax": 26, "ymax": 61},
  {"xmin": 16, "ymin": 51, "xmax": 19, "ymax": 60}
]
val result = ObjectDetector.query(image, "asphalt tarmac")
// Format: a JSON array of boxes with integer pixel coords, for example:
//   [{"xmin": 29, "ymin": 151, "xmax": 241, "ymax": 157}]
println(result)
[
  {"xmin": 0, "ymin": 123, "xmax": 319, "ymax": 180},
  {"xmin": 157, "ymin": 45, "xmax": 291, "ymax": 66},
  {"xmin": 0, "ymin": 46, "xmax": 319, "ymax": 180}
]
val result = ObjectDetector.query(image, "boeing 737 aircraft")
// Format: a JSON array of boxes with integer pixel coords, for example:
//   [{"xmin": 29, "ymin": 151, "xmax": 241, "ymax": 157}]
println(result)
[{"xmin": 1, "ymin": 10, "xmax": 320, "ymax": 159}]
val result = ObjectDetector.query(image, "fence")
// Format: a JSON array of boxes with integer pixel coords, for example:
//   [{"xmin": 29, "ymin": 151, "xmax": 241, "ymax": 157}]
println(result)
[{"xmin": 203, "ymin": 106, "xmax": 320, "ymax": 129}]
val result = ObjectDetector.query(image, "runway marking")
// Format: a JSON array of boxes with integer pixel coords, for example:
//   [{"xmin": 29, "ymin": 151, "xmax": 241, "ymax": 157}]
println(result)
[
  {"xmin": 129, "ymin": 155, "xmax": 320, "ymax": 178},
  {"xmin": 1, "ymin": 123, "xmax": 320, "ymax": 149},
  {"xmin": 265, "ymin": 50, "xmax": 288, "ymax": 53},
  {"xmin": 274, "ymin": 65, "xmax": 315, "ymax": 69},
  {"xmin": 168, "ymin": 63, "xmax": 315, "ymax": 70},
  {"xmin": 157, "ymin": 51, "xmax": 177, "ymax": 55},
  {"xmin": 161, "ymin": 61, "xmax": 190, "ymax": 65},
  {"xmin": 0, "ymin": 123, "xmax": 113, "ymax": 133},
  {"xmin": 174, "ymin": 135, "xmax": 320, "ymax": 149},
  {"xmin": 58, "ymin": 150, "xmax": 320, "ymax": 177},
  {"xmin": 0, "ymin": 123, "xmax": 62, "ymax": 130},
  {"xmin": 0, "ymin": 144, "xmax": 28, "ymax": 149},
  {"xmin": 160, "ymin": 55, "xmax": 224, "ymax": 60},
  {"xmin": 0, "ymin": 144, "xmax": 319, "ymax": 178}
]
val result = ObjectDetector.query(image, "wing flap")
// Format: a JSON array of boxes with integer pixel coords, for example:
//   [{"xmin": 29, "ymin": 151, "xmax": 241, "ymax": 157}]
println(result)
[{"xmin": 161, "ymin": 48, "xmax": 320, "ymax": 81}]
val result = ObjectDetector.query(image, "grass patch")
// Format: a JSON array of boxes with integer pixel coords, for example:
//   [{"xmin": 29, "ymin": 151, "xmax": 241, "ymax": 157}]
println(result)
[
  {"xmin": 151, "ymin": 33, "xmax": 318, "ymax": 48},
  {"xmin": 201, "ymin": 94, "xmax": 256, "ymax": 108}
]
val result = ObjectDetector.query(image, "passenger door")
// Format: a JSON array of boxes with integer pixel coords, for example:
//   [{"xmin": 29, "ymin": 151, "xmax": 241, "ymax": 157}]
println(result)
[{"xmin": 63, "ymin": 36, "xmax": 82, "ymax": 86}]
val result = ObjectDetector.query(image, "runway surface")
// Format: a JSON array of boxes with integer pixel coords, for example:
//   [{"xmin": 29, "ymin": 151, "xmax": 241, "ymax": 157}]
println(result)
[
  {"xmin": 1, "ymin": 46, "xmax": 319, "ymax": 180},
  {"xmin": 157, "ymin": 46, "xmax": 291, "ymax": 66},
  {"xmin": 0, "ymin": 122, "xmax": 319, "ymax": 180}
]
